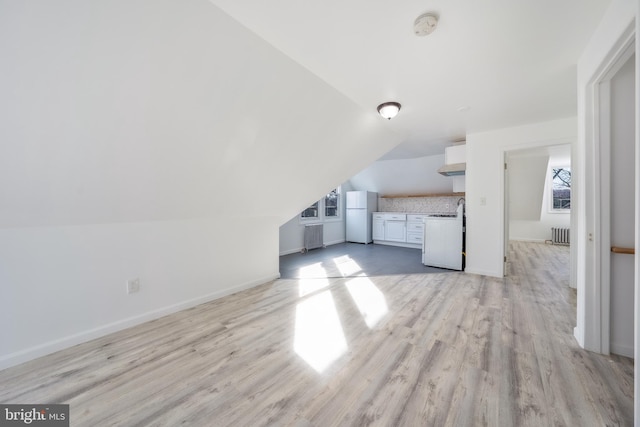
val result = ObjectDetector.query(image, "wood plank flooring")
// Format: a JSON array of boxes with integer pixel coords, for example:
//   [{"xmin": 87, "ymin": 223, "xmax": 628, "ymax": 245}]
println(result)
[{"xmin": 0, "ymin": 241, "xmax": 633, "ymax": 426}]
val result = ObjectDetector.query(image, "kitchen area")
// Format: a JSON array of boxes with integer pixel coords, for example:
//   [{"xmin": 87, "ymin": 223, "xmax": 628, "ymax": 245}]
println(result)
[
  {"xmin": 346, "ymin": 190, "xmax": 465, "ymax": 271},
  {"xmin": 344, "ymin": 143, "xmax": 466, "ymax": 271},
  {"xmin": 279, "ymin": 144, "xmax": 467, "ymax": 277}
]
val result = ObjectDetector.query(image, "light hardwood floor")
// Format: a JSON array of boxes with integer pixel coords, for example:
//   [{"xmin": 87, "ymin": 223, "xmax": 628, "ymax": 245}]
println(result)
[{"xmin": 0, "ymin": 242, "xmax": 633, "ymax": 426}]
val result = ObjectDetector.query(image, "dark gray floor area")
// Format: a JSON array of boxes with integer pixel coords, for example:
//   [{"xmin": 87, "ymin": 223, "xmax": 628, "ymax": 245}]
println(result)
[{"xmin": 279, "ymin": 242, "xmax": 453, "ymax": 279}]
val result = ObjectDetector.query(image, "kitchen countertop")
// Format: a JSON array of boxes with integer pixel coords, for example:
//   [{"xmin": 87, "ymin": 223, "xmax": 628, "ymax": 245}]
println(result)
[{"xmin": 375, "ymin": 211, "xmax": 458, "ymax": 216}]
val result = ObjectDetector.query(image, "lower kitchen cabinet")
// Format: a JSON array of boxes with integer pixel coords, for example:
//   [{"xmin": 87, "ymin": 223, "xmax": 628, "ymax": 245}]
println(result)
[
  {"xmin": 406, "ymin": 215, "xmax": 425, "ymax": 244},
  {"xmin": 385, "ymin": 220, "xmax": 406, "ymax": 242},
  {"xmin": 372, "ymin": 217, "xmax": 385, "ymax": 240},
  {"xmin": 372, "ymin": 213, "xmax": 425, "ymax": 249}
]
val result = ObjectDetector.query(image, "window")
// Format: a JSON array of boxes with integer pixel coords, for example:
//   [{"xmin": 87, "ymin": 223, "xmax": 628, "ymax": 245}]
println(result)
[
  {"xmin": 324, "ymin": 188, "xmax": 339, "ymax": 218},
  {"xmin": 301, "ymin": 201, "xmax": 319, "ymax": 220},
  {"xmin": 550, "ymin": 167, "xmax": 571, "ymax": 212},
  {"xmin": 300, "ymin": 187, "xmax": 341, "ymax": 222}
]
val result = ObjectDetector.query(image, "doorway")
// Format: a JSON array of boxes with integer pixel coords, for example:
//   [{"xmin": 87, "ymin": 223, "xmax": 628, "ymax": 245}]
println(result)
[
  {"xmin": 503, "ymin": 144, "xmax": 572, "ymax": 277},
  {"xmin": 601, "ymin": 51, "xmax": 636, "ymax": 358}
]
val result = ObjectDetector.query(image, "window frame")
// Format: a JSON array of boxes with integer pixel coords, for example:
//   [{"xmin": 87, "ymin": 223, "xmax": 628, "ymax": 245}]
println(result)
[
  {"xmin": 323, "ymin": 188, "xmax": 341, "ymax": 222},
  {"xmin": 548, "ymin": 165, "xmax": 571, "ymax": 214},
  {"xmin": 299, "ymin": 201, "xmax": 320, "ymax": 222},
  {"xmin": 299, "ymin": 186, "xmax": 342, "ymax": 223}
]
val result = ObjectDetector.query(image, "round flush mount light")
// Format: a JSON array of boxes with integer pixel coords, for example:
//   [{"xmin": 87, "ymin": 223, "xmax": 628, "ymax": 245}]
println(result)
[
  {"xmin": 377, "ymin": 102, "xmax": 401, "ymax": 120},
  {"xmin": 414, "ymin": 12, "xmax": 439, "ymax": 36}
]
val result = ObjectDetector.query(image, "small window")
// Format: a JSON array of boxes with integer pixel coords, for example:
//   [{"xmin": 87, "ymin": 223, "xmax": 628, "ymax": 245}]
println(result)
[
  {"xmin": 300, "ymin": 187, "xmax": 342, "ymax": 222},
  {"xmin": 301, "ymin": 201, "xmax": 319, "ymax": 220},
  {"xmin": 324, "ymin": 188, "xmax": 340, "ymax": 219},
  {"xmin": 550, "ymin": 167, "xmax": 571, "ymax": 212}
]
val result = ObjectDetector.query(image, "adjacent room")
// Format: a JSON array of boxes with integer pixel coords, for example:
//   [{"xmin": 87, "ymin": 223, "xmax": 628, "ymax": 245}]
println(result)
[{"xmin": 1, "ymin": 0, "xmax": 638, "ymax": 425}]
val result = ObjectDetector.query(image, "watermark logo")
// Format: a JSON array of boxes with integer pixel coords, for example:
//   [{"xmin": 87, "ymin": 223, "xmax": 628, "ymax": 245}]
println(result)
[{"xmin": 0, "ymin": 405, "xmax": 68, "ymax": 426}]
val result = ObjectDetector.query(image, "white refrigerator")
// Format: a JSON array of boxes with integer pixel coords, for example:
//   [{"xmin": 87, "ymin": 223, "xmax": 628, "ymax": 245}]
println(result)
[{"xmin": 346, "ymin": 191, "xmax": 378, "ymax": 244}]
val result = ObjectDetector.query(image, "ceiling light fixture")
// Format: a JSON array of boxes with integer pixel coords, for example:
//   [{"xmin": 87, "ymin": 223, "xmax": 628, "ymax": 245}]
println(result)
[{"xmin": 377, "ymin": 102, "xmax": 401, "ymax": 120}]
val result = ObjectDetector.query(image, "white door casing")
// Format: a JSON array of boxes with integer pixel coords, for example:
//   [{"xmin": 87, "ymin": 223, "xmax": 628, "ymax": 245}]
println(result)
[{"xmin": 579, "ymin": 29, "xmax": 635, "ymax": 355}]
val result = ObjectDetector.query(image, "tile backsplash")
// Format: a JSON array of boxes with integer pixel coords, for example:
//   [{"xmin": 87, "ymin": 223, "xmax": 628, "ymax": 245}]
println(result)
[{"xmin": 378, "ymin": 196, "xmax": 464, "ymax": 214}]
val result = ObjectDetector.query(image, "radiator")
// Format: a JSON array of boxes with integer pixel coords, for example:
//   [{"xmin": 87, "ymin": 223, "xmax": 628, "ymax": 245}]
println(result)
[
  {"xmin": 304, "ymin": 224, "xmax": 324, "ymax": 252},
  {"xmin": 551, "ymin": 227, "xmax": 570, "ymax": 245}
]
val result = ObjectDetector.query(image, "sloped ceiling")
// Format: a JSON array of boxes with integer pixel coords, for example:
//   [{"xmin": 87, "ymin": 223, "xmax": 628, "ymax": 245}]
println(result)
[
  {"xmin": 0, "ymin": 0, "xmax": 404, "ymax": 228},
  {"xmin": 508, "ymin": 155, "xmax": 550, "ymax": 221},
  {"xmin": 349, "ymin": 154, "xmax": 453, "ymax": 195},
  {"xmin": 209, "ymin": 0, "xmax": 612, "ymax": 160}
]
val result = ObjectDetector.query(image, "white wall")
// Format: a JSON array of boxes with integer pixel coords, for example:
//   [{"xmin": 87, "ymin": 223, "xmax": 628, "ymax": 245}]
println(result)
[
  {"xmin": 0, "ymin": 217, "xmax": 280, "ymax": 362},
  {"xmin": 636, "ymin": 4, "xmax": 640, "ymax": 422},
  {"xmin": 465, "ymin": 118, "xmax": 576, "ymax": 277},
  {"xmin": 349, "ymin": 154, "xmax": 454, "ymax": 196},
  {"xmin": 0, "ymin": 1, "xmax": 404, "ymax": 369}
]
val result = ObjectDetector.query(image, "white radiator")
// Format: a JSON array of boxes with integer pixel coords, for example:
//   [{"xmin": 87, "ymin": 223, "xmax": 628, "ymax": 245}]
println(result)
[
  {"xmin": 304, "ymin": 224, "xmax": 324, "ymax": 252},
  {"xmin": 552, "ymin": 227, "xmax": 570, "ymax": 245}
]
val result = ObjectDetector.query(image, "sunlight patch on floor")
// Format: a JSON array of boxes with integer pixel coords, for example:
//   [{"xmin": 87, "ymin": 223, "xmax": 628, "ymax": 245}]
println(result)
[
  {"xmin": 345, "ymin": 277, "xmax": 388, "ymax": 328},
  {"xmin": 294, "ymin": 291, "xmax": 347, "ymax": 373},
  {"xmin": 332, "ymin": 255, "xmax": 363, "ymax": 277},
  {"xmin": 298, "ymin": 262, "xmax": 330, "ymax": 297}
]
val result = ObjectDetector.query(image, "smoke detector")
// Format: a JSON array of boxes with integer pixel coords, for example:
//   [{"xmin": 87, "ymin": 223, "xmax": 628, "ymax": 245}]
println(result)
[{"xmin": 414, "ymin": 12, "xmax": 439, "ymax": 36}]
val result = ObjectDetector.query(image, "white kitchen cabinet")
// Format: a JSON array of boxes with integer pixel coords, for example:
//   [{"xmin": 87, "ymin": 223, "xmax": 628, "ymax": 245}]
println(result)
[
  {"xmin": 445, "ymin": 144, "xmax": 466, "ymax": 164},
  {"xmin": 385, "ymin": 220, "xmax": 406, "ymax": 242},
  {"xmin": 373, "ymin": 212, "xmax": 425, "ymax": 248},
  {"xmin": 372, "ymin": 215, "xmax": 385, "ymax": 240},
  {"xmin": 452, "ymin": 176, "xmax": 466, "ymax": 193},
  {"xmin": 406, "ymin": 214, "xmax": 426, "ymax": 244},
  {"xmin": 445, "ymin": 145, "xmax": 466, "ymax": 192}
]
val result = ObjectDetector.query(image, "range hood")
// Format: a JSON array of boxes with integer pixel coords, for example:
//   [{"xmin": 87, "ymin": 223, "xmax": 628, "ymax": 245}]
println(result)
[{"xmin": 437, "ymin": 162, "xmax": 466, "ymax": 176}]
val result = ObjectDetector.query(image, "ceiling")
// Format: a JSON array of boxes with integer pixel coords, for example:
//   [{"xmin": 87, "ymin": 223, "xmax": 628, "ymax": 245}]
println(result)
[
  {"xmin": 507, "ymin": 144, "xmax": 572, "ymax": 166},
  {"xmin": 208, "ymin": 0, "xmax": 611, "ymax": 160}
]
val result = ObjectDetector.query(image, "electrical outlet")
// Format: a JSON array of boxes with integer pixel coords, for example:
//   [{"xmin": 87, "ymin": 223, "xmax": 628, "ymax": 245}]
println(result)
[{"xmin": 127, "ymin": 278, "xmax": 140, "ymax": 294}]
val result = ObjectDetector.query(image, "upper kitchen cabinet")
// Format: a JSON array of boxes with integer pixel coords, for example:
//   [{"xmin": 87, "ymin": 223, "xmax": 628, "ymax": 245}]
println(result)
[{"xmin": 438, "ymin": 144, "xmax": 466, "ymax": 193}]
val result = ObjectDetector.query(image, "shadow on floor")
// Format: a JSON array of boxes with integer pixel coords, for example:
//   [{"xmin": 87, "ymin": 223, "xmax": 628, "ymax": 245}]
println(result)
[{"xmin": 279, "ymin": 242, "xmax": 455, "ymax": 279}]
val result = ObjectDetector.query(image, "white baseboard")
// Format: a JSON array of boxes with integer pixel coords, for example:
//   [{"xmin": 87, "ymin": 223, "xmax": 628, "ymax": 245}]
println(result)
[
  {"xmin": 279, "ymin": 239, "xmax": 346, "ymax": 256},
  {"xmin": 0, "ymin": 273, "xmax": 280, "ymax": 371},
  {"xmin": 610, "ymin": 343, "xmax": 634, "ymax": 359},
  {"xmin": 573, "ymin": 326, "xmax": 584, "ymax": 348},
  {"xmin": 279, "ymin": 247, "xmax": 304, "ymax": 256},
  {"xmin": 325, "ymin": 239, "xmax": 345, "ymax": 246},
  {"xmin": 372, "ymin": 240, "xmax": 421, "ymax": 250},
  {"xmin": 510, "ymin": 238, "xmax": 547, "ymax": 243}
]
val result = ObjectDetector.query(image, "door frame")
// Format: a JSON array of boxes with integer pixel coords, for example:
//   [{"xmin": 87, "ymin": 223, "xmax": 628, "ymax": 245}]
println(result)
[
  {"xmin": 504, "ymin": 153, "xmax": 509, "ymax": 276},
  {"xmin": 501, "ymin": 141, "xmax": 573, "ymax": 278},
  {"xmin": 597, "ymin": 41, "xmax": 636, "ymax": 356},
  {"xmin": 581, "ymin": 27, "xmax": 635, "ymax": 355}
]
